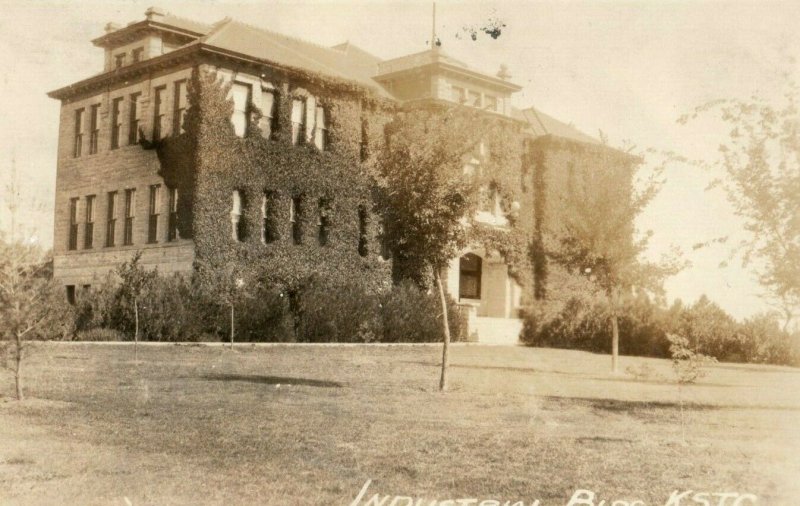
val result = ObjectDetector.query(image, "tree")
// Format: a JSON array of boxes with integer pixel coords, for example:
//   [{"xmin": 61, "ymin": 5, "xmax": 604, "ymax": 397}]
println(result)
[
  {"xmin": 377, "ymin": 106, "xmax": 481, "ymax": 391},
  {"xmin": 115, "ymin": 252, "xmax": 157, "ymax": 361},
  {"xmin": 0, "ymin": 239, "xmax": 65, "ymax": 400},
  {"xmin": 547, "ymin": 144, "xmax": 682, "ymax": 373},
  {"xmin": 681, "ymin": 76, "xmax": 800, "ymax": 331}
]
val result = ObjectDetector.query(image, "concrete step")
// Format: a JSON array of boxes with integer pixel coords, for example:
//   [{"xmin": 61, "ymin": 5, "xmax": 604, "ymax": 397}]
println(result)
[{"xmin": 474, "ymin": 317, "xmax": 522, "ymax": 345}]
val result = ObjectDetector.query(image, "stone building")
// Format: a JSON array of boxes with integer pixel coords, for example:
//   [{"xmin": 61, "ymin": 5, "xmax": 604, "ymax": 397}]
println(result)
[{"xmin": 48, "ymin": 7, "xmax": 606, "ymax": 343}]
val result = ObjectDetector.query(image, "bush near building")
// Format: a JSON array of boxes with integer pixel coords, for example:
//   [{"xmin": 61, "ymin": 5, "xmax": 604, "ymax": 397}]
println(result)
[{"xmin": 521, "ymin": 294, "xmax": 799, "ymax": 366}]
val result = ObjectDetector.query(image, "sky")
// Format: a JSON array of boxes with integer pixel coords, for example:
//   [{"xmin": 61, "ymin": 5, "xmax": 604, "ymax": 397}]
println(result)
[{"xmin": 0, "ymin": 0, "xmax": 798, "ymax": 319}]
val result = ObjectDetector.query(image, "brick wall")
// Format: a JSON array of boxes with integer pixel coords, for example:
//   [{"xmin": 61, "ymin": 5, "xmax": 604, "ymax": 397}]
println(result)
[{"xmin": 53, "ymin": 64, "xmax": 197, "ymax": 287}]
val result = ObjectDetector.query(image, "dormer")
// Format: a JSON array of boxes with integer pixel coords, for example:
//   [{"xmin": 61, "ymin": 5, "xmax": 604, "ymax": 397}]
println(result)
[
  {"xmin": 92, "ymin": 6, "xmax": 211, "ymax": 72},
  {"xmin": 373, "ymin": 48, "xmax": 522, "ymax": 117}
]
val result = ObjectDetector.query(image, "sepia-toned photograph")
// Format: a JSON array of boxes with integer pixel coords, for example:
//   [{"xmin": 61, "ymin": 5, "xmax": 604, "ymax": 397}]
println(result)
[{"xmin": 1, "ymin": 1, "xmax": 798, "ymax": 504}]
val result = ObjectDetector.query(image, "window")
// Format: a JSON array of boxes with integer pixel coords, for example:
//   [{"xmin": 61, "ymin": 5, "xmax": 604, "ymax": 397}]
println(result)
[
  {"xmin": 66, "ymin": 285, "xmax": 76, "ymax": 305},
  {"xmin": 468, "ymin": 90, "xmax": 481, "ymax": 108},
  {"xmin": 115, "ymin": 53, "xmax": 125, "ymax": 69},
  {"xmin": 173, "ymin": 80, "xmax": 188, "ymax": 135},
  {"xmin": 106, "ymin": 191, "xmax": 117, "ymax": 247},
  {"xmin": 73, "ymin": 108, "xmax": 84, "ymax": 157},
  {"xmin": 314, "ymin": 105, "xmax": 327, "ymax": 150},
  {"xmin": 231, "ymin": 190, "xmax": 244, "ymax": 241},
  {"xmin": 451, "ymin": 86, "xmax": 466, "ymax": 104},
  {"xmin": 459, "ymin": 253, "xmax": 482, "ymax": 299},
  {"xmin": 110, "ymin": 97, "xmax": 123, "ymax": 149},
  {"xmin": 484, "ymin": 95, "xmax": 498, "ymax": 112},
  {"xmin": 68, "ymin": 198, "xmax": 79, "ymax": 251},
  {"xmin": 231, "ymin": 82, "xmax": 251, "ymax": 137},
  {"xmin": 305, "ymin": 95, "xmax": 316, "ymax": 144},
  {"xmin": 260, "ymin": 88, "xmax": 276, "ymax": 139},
  {"xmin": 357, "ymin": 205, "xmax": 368, "ymax": 257},
  {"xmin": 153, "ymin": 86, "xmax": 166, "ymax": 140},
  {"xmin": 167, "ymin": 187, "xmax": 179, "ymax": 241},
  {"xmin": 360, "ymin": 117, "xmax": 369, "ymax": 161},
  {"xmin": 123, "ymin": 189, "xmax": 135, "ymax": 245},
  {"xmin": 261, "ymin": 191, "xmax": 279, "ymax": 244},
  {"xmin": 89, "ymin": 104, "xmax": 100, "ymax": 154},
  {"xmin": 317, "ymin": 198, "xmax": 331, "ymax": 246},
  {"xmin": 479, "ymin": 182, "xmax": 499, "ymax": 214},
  {"xmin": 84, "ymin": 195, "xmax": 95, "ymax": 249},
  {"xmin": 290, "ymin": 195, "xmax": 303, "ymax": 244},
  {"xmin": 132, "ymin": 47, "xmax": 144, "ymax": 63},
  {"xmin": 291, "ymin": 98, "xmax": 306, "ymax": 145},
  {"xmin": 148, "ymin": 184, "xmax": 160, "ymax": 243},
  {"xmin": 129, "ymin": 92, "xmax": 141, "ymax": 144}
]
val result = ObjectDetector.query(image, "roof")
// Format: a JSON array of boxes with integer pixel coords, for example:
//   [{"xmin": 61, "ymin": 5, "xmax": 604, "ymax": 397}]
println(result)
[
  {"xmin": 199, "ymin": 19, "xmax": 392, "ymax": 97},
  {"xmin": 92, "ymin": 9, "xmax": 212, "ymax": 47},
  {"xmin": 374, "ymin": 48, "xmax": 522, "ymax": 94},
  {"xmin": 517, "ymin": 107, "xmax": 600, "ymax": 145}
]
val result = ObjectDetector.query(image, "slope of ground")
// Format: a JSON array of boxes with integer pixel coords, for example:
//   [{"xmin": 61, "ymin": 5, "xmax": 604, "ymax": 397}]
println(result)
[{"xmin": 1, "ymin": 343, "xmax": 798, "ymax": 505}]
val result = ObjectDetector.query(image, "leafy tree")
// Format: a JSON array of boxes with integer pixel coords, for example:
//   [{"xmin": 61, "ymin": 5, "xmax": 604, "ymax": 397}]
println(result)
[
  {"xmin": 115, "ymin": 252, "xmax": 158, "ymax": 361},
  {"xmin": 377, "ymin": 106, "xmax": 481, "ymax": 391},
  {"xmin": 0, "ymin": 239, "xmax": 67, "ymax": 400},
  {"xmin": 668, "ymin": 333, "xmax": 717, "ymax": 443},
  {"xmin": 681, "ymin": 77, "xmax": 800, "ymax": 331},
  {"xmin": 547, "ymin": 144, "xmax": 682, "ymax": 373}
]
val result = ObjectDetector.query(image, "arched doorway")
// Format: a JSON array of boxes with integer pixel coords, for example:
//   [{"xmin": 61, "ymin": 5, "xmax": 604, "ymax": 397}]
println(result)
[{"xmin": 459, "ymin": 253, "xmax": 482, "ymax": 300}]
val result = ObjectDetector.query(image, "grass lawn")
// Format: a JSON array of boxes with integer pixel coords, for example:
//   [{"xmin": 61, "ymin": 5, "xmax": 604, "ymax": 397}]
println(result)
[{"xmin": 1, "ymin": 342, "xmax": 799, "ymax": 505}]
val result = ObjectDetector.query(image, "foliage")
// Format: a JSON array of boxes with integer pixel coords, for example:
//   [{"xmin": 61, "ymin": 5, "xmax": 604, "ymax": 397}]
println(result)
[
  {"xmin": 681, "ymin": 78, "xmax": 800, "ymax": 330},
  {"xmin": 157, "ymin": 67, "xmax": 392, "ymax": 295},
  {"xmin": 541, "ymin": 141, "xmax": 683, "ymax": 371},
  {"xmin": 294, "ymin": 277, "xmax": 379, "ymax": 343},
  {"xmin": 671, "ymin": 295, "xmax": 741, "ymax": 361},
  {"xmin": 378, "ymin": 280, "xmax": 464, "ymax": 343},
  {"xmin": 668, "ymin": 334, "xmax": 717, "ymax": 384},
  {"xmin": 0, "ymin": 239, "xmax": 70, "ymax": 399}
]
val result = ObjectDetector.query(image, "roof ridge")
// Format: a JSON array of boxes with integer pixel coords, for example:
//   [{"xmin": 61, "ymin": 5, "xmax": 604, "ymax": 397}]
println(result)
[
  {"xmin": 159, "ymin": 11, "xmax": 214, "ymax": 32},
  {"xmin": 204, "ymin": 19, "xmax": 355, "ymax": 82},
  {"xmin": 221, "ymin": 18, "xmax": 352, "ymax": 57}
]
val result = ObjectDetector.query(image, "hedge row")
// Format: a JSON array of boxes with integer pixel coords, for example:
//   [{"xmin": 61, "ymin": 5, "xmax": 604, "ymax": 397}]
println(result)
[
  {"xmin": 69, "ymin": 273, "xmax": 463, "ymax": 344},
  {"xmin": 521, "ymin": 294, "xmax": 800, "ymax": 366}
]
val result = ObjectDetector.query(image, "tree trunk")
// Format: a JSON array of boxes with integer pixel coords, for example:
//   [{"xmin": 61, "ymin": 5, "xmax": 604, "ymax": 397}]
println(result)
[
  {"xmin": 134, "ymin": 298, "xmax": 139, "ymax": 363},
  {"xmin": 435, "ymin": 269, "xmax": 451, "ymax": 392},
  {"xmin": 609, "ymin": 289, "xmax": 619, "ymax": 374},
  {"xmin": 611, "ymin": 313, "xmax": 619, "ymax": 374},
  {"xmin": 230, "ymin": 302, "xmax": 235, "ymax": 348},
  {"xmin": 14, "ymin": 331, "xmax": 23, "ymax": 401}
]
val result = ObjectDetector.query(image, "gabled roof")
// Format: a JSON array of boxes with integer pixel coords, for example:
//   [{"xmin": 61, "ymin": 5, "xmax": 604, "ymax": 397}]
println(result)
[
  {"xmin": 199, "ymin": 19, "xmax": 392, "ymax": 97},
  {"xmin": 517, "ymin": 106, "xmax": 600, "ymax": 145}
]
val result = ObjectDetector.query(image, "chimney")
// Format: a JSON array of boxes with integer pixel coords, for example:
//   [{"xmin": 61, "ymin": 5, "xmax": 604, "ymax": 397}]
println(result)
[
  {"xmin": 145, "ymin": 6, "xmax": 166, "ymax": 20},
  {"xmin": 104, "ymin": 22, "xmax": 121, "ymax": 33}
]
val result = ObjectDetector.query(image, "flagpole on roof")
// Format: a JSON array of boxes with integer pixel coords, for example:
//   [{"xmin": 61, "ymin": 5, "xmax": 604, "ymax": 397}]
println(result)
[{"xmin": 431, "ymin": 2, "xmax": 437, "ymax": 50}]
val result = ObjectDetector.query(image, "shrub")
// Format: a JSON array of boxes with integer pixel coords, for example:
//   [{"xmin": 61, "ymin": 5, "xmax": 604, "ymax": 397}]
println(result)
[
  {"xmin": 293, "ymin": 277, "xmax": 380, "ymax": 343},
  {"xmin": 521, "ymin": 294, "xmax": 671, "ymax": 358},
  {"xmin": 73, "ymin": 328, "xmax": 126, "ymax": 342},
  {"xmin": 378, "ymin": 280, "xmax": 464, "ymax": 343}
]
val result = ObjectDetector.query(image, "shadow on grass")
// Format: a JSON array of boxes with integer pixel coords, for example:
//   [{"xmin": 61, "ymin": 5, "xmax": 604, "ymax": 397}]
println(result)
[
  {"xmin": 201, "ymin": 374, "xmax": 343, "ymax": 388},
  {"xmin": 401, "ymin": 360, "xmax": 746, "ymax": 388},
  {"xmin": 542, "ymin": 395, "xmax": 800, "ymax": 413}
]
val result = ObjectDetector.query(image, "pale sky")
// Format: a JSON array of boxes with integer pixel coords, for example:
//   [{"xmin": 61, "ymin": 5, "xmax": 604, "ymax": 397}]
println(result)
[{"xmin": 1, "ymin": 0, "xmax": 798, "ymax": 319}]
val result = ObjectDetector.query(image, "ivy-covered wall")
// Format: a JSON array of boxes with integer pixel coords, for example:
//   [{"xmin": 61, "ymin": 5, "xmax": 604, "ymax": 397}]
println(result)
[{"xmin": 158, "ymin": 64, "xmax": 394, "ymax": 292}]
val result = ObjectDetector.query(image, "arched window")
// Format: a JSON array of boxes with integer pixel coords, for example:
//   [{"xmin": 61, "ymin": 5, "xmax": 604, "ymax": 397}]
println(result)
[
  {"xmin": 231, "ymin": 190, "xmax": 242, "ymax": 241},
  {"xmin": 459, "ymin": 253, "xmax": 482, "ymax": 300}
]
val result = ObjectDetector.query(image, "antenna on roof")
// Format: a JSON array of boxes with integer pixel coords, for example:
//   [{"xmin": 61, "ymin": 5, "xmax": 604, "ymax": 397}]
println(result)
[{"xmin": 431, "ymin": 2, "xmax": 440, "ymax": 49}]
